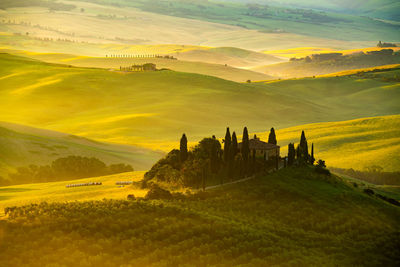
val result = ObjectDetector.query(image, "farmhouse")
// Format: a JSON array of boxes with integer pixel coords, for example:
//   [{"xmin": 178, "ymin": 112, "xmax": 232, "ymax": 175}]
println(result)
[{"xmin": 238, "ymin": 135, "xmax": 280, "ymax": 160}]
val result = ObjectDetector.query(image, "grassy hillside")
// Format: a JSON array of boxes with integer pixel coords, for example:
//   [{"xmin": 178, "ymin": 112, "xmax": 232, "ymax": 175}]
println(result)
[
  {"xmin": 253, "ymin": 49, "xmax": 400, "ymax": 78},
  {"xmin": 254, "ymin": 115, "xmax": 400, "ymax": 172},
  {"xmin": 0, "ymin": 2, "xmax": 376, "ymax": 52},
  {"xmin": 1, "ymin": 53, "xmax": 399, "ymax": 153},
  {"xmin": 64, "ymin": 0, "xmax": 400, "ymax": 42},
  {"xmin": 172, "ymin": 46, "xmax": 283, "ymax": 68},
  {"xmin": 0, "ymin": 171, "xmax": 146, "ymax": 215},
  {"xmin": 1, "ymin": 166, "xmax": 399, "ymax": 266},
  {"xmin": 263, "ymin": 46, "xmax": 400, "ymax": 59},
  {"xmin": 3, "ymin": 49, "xmax": 273, "ymax": 82},
  {"xmin": 230, "ymin": 0, "xmax": 400, "ymax": 21},
  {"xmin": 0, "ymin": 121, "xmax": 162, "ymax": 178}
]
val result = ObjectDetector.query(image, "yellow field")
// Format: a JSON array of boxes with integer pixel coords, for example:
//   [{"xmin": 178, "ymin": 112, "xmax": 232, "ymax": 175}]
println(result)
[
  {"xmin": 0, "ymin": 1, "xmax": 367, "ymax": 52},
  {"xmin": 0, "ymin": 171, "xmax": 147, "ymax": 216},
  {"xmin": 264, "ymin": 46, "xmax": 400, "ymax": 59},
  {"xmin": 2, "ymin": 49, "xmax": 274, "ymax": 82},
  {"xmin": 254, "ymin": 115, "xmax": 400, "ymax": 172}
]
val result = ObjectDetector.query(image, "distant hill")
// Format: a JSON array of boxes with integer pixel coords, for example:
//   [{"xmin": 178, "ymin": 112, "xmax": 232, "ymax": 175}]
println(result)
[
  {"xmin": 4, "ymin": 49, "xmax": 274, "ymax": 83},
  {"xmin": 226, "ymin": 0, "xmax": 400, "ymax": 21},
  {"xmin": 1, "ymin": 166, "xmax": 399, "ymax": 266},
  {"xmin": 171, "ymin": 47, "xmax": 283, "ymax": 68},
  {"xmin": 1, "ymin": 53, "xmax": 399, "ymax": 153},
  {"xmin": 0, "ymin": 0, "xmax": 395, "ymax": 52},
  {"xmin": 253, "ymin": 48, "xmax": 400, "ymax": 78},
  {"xmin": 0, "ymin": 121, "xmax": 163, "ymax": 180},
  {"xmin": 253, "ymin": 115, "xmax": 400, "ymax": 172}
]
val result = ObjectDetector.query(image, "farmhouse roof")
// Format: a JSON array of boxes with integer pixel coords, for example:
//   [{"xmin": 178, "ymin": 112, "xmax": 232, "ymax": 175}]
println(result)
[{"xmin": 238, "ymin": 138, "xmax": 279, "ymax": 150}]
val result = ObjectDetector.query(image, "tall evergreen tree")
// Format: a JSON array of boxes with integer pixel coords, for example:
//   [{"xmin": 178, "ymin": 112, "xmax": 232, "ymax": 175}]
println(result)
[
  {"xmin": 223, "ymin": 127, "xmax": 231, "ymax": 163},
  {"xmin": 299, "ymin": 130, "xmax": 308, "ymax": 162},
  {"xmin": 242, "ymin": 127, "xmax": 250, "ymax": 176},
  {"xmin": 288, "ymin": 143, "xmax": 295, "ymax": 166},
  {"xmin": 242, "ymin": 127, "xmax": 249, "ymax": 162},
  {"xmin": 310, "ymin": 143, "xmax": 315, "ymax": 165},
  {"xmin": 268, "ymin": 127, "xmax": 277, "ymax": 145},
  {"xmin": 180, "ymin": 133, "xmax": 188, "ymax": 163},
  {"xmin": 231, "ymin": 132, "xmax": 238, "ymax": 159},
  {"xmin": 296, "ymin": 144, "xmax": 300, "ymax": 160}
]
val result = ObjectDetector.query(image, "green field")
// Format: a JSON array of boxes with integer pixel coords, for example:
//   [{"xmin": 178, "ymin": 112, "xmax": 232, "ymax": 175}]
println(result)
[
  {"xmin": 253, "ymin": 52, "xmax": 400, "ymax": 78},
  {"xmin": 0, "ymin": 1, "xmax": 376, "ymax": 52},
  {"xmin": 2, "ymin": 49, "xmax": 274, "ymax": 82},
  {"xmin": 0, "ymin": 121, "xmax": 162, "ymax": 179},
  {"xmin": 63, "ymin": 0, "xmax": 400, "ymax": 41},
  {"xmin": 267, "ymin": 115, "xmax": 400, "ymax": 172},
  {"xmin": 1, "ymin": 166, "xmax": 399, "ymax": 266},
  {"xmin": 1, "ymin": 53, "xmax": 399, "ymax": 153},
  {"xmin": 0, "ymin": 171, "xmax": 146, "ymax": 215}
]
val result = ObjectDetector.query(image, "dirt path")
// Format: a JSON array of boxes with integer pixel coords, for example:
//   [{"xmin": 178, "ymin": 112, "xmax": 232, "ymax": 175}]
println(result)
[{"xmin": 205, "ymin": 175, "xmax": 256, "ymax": 190}]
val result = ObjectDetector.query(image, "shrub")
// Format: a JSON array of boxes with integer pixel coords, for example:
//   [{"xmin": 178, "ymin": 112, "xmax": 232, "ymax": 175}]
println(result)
[
  {"xmin": 145, "ymin": 184, "xmax": 172, "ymax": 200},
  {"xmin": 363, "ymin": 188, "xmax": 375, "ymax": 195},
  {"xmin": 127, "ymin": 194, "xmax": 136, "ymax": 201}
]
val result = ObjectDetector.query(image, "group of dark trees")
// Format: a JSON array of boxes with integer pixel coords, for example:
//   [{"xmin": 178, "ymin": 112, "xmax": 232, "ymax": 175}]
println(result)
[
  {"xmin": 1, "ymin": 156, "xmax": 133, "ymax": 186},
  {"xmin": 287, "ymin": 131, "xmax": 315, "ymax": 166},
  {"xmin": 290, "ymin": 49, "xmax": 399, "ymax": 63},
  {"xmin": 143, "ymin": 127, "xmax": 279, "ymax": 189},
  {"xmin": 377, "ymin": 41, "xmax": 397, "ymax": 48}
]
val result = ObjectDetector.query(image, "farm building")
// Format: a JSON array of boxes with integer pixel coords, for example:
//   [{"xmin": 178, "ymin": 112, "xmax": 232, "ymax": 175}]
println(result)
[{"xmin": 238, "ymin": 136, "xmax": 280, "ymax": 160}]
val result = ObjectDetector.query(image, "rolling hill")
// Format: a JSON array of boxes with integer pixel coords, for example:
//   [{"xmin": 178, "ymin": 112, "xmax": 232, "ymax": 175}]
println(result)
[
  {"xmin": 0, "ymin": 0, "xmax": 386, "ymax": 52},
  {"xmin": 2, "ymin": 49, "xmax": 274, "ymax": 82},
  {"xmin": 0, "ymin": 171, "xmax": 147, "ymax": 214},
  {"xmin": 0, "ymin": 121, "xmax": 163, "ymax": 179},
  {"xmin": 0, "ymin": 53, "xmax": 399, "ymax": 154},
  {"xmin": 253, "ymin": 49, "xmax": 400, "ymax": 78},
  {"xmin": 253, "ymin": 115, "xmax": 400, "ymax": 172},
  {"xmin": 1, "ymin": 166, "xmax": 399, "ymax": 266},
  {"xmin": 231, "ymin": 0, "xmax": 400, "ymax": 21}
]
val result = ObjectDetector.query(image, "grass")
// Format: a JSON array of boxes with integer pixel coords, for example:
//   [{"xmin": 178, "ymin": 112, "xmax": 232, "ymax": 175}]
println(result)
[
  {"xmin": 0, "ymin": 171, "xmax": 146, "ymax": 216},
  {"xmin": 0, "ymin": 53, "xmax": 399, "ymax": 154},
  {"xmin": 0, "ymin": 2, "xmax": 374, "ymax": 52},
  {"xmin": 261, "ymin": 115, "xmax": 400, "ymax": 172},
  {"xmin": 2, "ymin": 49, "xmax": 274, "ymax": 82},
  {"xmin": 253, "ymin": 50, "xmax": 400, "ymax": 78},
  {"xmin": 0, "ymin": 121, "xmax": 163, "ymax": 178},
  {"xmin": 0, "ymin": 166, "xmax": 399, "ymax": 266},
  {"xmin": 70, "ymin": 0, "xmax": 400, "ymax": 42},
  {"xmin": 263, "ymin": 46, "xmax": 400, "ymax": 59}
]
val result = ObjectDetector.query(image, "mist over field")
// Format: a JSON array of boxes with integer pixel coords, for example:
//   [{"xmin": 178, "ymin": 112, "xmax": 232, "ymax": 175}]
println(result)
[{"xmin": 0, "ymin": 1, "xmax": 399, "ymax": 266}]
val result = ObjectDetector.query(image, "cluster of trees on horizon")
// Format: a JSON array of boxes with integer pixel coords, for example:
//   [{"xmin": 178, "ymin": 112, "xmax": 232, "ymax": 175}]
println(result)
[
  {"xmin": 0, "ymin": 156, "xmax": 133, "ymax": 186},
  {"xmin": 144, "ymin": 127, "xmax": 280, "ymax": 188},
  {"xmin": 143, "ymin": 127, "xmax": 321, "ymax": 189},
  {"xmin": 289, "ymin": 48, "xmax": 399, "ymax": 63}
]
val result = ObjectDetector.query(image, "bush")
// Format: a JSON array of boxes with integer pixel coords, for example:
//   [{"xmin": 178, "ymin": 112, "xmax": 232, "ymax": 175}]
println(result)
[
  {"xmin": 363, "ymin": 188, "xmax": 375, "ymax": 195},
  {"xmin": 127, "ymin": 194, "xmax": 136, "ymax": 201},
  {"xmin": 145, "ymin": 184, "xmax": 172, "ymax": 200}
]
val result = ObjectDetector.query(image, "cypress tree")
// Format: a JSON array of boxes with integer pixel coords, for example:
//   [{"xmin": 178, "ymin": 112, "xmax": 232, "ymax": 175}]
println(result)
[
  {"xmin": 288, "ymin": 143, "xmax": 295, "ymax": 166},
  {"xmin": 242, "ymin": 127, "xmax": 249, "ymax": 162},
  {"xmin": 242, "ymin": 127, "xmax": 250, "ymax": 176},
  {"xmin": 180, "ymin": 134, "xmax": 188, "ymax": 163},
  {"xmin": 268, "ymin": 127, "xmax": 277, "ymax": 145},
  {"xmin": 296, "ymin": 144, "xmax": 300, "ymax": 160},
  {"xmin": 311, "ymin": 143, "xmax": 315, "ymax": 165},
  {"xmin": 231, "ymin": 132, "xmax": 238, "ymax": 159},
  {"xmin": 299, "ymin": 130, "xmax": 308, "ymax": 162},
  {"xmin": 223, "ymin": 127, "xmax": 231, "ymax": 163}
]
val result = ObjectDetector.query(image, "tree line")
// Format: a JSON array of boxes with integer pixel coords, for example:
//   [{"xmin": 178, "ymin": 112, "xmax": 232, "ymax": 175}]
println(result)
[
  {"xmin": 0, "ymin": 156, "xmax": 133, "ymax": 186},
  {"xmin": 143, "ymin": 127, "xmax": 322, "ymax": 189}
]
